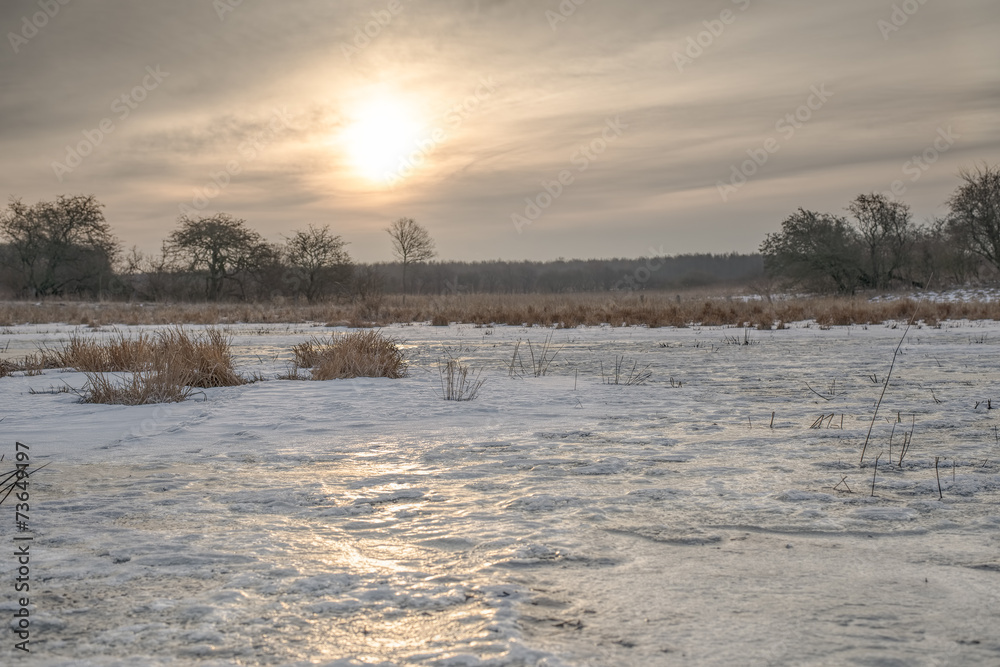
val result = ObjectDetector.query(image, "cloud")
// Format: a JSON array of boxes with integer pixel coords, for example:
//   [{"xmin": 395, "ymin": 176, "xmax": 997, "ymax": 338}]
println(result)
[{"xmin": 1, "ymin": 0, "xmax": 997, "ymax": 260}]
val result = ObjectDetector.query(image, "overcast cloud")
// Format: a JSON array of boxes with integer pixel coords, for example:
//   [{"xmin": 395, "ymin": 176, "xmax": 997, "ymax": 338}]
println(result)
[{"xmin": 1, "ymin": 0, "xmax": 998, "ymax": 261}]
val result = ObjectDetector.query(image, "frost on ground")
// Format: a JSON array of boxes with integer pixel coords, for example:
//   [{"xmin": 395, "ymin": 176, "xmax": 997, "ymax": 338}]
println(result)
[{"xmin": 1, "ymin": 321, "xmax": 999, "ymax": 666}]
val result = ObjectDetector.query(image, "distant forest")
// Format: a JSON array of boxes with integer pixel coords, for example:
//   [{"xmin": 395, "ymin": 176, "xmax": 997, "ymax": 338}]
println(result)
[{"xmin": 375, "ymin": 254, "xmax": 764, "ymax": 295}]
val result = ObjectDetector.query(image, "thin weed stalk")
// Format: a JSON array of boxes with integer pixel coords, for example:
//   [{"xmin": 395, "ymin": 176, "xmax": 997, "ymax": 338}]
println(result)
[
  {"xmin": 860, "ymin": 303, "xmax": 923, "ymax": 465},
  {"xmin": 439, "ymin": 359, "xmax": 486, "ymax": 401},
  {"xmin": 601, "ymin": 355, "xmax": 652, "ymax": 386}
]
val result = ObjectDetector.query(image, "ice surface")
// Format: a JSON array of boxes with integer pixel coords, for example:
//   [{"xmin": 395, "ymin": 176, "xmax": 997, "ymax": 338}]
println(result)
[{"xmin": 0, "ymin": 320, "xmax": 998, "ymax": 665}]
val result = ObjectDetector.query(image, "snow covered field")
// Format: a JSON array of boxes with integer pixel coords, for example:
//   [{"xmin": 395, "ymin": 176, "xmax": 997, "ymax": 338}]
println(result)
[
  {"xmin": 871, "ymin": 288, "xmax": 1000, "ymax": 303},
  {"xmin": 1, "ymin": 321, "xmax": 999, "ymax": 666}
]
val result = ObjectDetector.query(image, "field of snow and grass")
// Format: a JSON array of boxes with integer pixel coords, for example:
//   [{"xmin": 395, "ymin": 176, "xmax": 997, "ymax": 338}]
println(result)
[{"xmin": 1, "ymin": 320, "xmax": 999, "ymax": 666}]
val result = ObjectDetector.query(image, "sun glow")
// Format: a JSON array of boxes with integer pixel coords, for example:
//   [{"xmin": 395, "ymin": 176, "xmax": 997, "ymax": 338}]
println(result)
[{"xmin": 343, "ymin": 96, "xmax": 424, "ymax": 183}]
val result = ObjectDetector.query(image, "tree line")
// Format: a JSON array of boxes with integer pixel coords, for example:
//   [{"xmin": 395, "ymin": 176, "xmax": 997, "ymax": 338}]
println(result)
[
  {"xmin": 8, "ymin": 164, "xmax": 990, "ymax": 302},
  {"xmin": 0, "ymin": 198, "xmax": 762, "ymax": 301},
  {"xmin": 760, "ymin": 165, "xmax": 1000, "ymax": 292}
]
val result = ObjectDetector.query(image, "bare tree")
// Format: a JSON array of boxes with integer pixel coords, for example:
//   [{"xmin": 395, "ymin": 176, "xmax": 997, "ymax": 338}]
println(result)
[
  {"xmin": 0, "ymin": 194, "xmax": 119, "ymax": 297},
  {"xmin": 847, "ymin": 193, "xmax": 912, "ymax": 289},
  {"xmin": 283, "ymin": 225, "xmax": 352, "ymax": 302},
  {"xmin": 386, "ymin": 217, "xmax": 436, "ymax": 300},
  {"xmin": 948, "ymin": 164, "xmax": 1000, "ymax": 273},
  {"xmin": 165, "ymin": 213, "xmax": 264, "ymax": 301}
]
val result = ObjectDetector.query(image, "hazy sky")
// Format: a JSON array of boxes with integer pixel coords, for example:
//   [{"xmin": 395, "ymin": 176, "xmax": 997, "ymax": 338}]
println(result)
[{"xmin": 2, "ymin": 0, "xmax": 998, "ymax": 262}]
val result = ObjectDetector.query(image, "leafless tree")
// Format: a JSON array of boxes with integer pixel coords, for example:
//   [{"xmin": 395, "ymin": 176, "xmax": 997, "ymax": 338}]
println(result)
[
  {"xmin": 283, "ymin": 225, "xmax": 352, "ymax": 302},
  {"xmin": 948, "ymin": 164, "xmax": 1000, "ymax": 273},
  {"xmin": 386, "ymin": 217, "xmax": 436, "ymax": 300},
  {"xmin": 848, "ymin": 193, "xmax": 912, "ymax": 289},
  {"xmin": 165, "ymin": 213, "xmax": 265, "ymax": 301},
  {"xmin": 0, "ymin": 194, "xmax": 119, "ymax": 297}
]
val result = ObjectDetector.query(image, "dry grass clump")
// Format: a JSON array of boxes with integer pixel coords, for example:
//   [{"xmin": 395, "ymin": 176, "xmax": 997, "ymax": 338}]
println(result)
[
  {"xmin": 3, "ymin": 349, "xmax": 64, "ymax": 374},
  {"xmin": 0, "ymin": 350, "xmax": 62, "ymax": 377},
  {"xmin": 77, "ymin": 359, "xmax": 197, "ymax": 405},
  {"xmin": 157, "ymin": 329, "xmax": 245, "ymax": 388},
  {"xmin": 53, "ymin": 331, "xmax": 156, "ymax": 372},
  {"xmin": 76, "ymin": 330, "xmax": 245, "ymax": 405},
  {"xmin": 19, "ymin": 328, "xmax": 248, "ymax": 405},
  {"xmin": 290, "ymin": 338, "xmax": 325, "ymax": 369},
  {"xmin": 39, "ymin": 328, "xmax": 246, "ymax": 388},
  {"xmin": 293, "ymin": 330, "xmax": 407, "ymax": 380}
]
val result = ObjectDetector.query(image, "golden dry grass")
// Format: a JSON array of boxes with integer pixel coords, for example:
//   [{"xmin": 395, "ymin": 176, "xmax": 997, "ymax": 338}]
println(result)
[
  {"xmin": 0, "ymin": 291, "xmax": 999, "ymax": 329},
  {"xmin": 77, "ymin": 359, "xmax": 197, "ymax": 405},
  {"xmin": 52, "ymin": 331, "xmax": 157, "ymax": 372},
  {"xmin": 294, "ymin": 330, "xmax": 407, "ymax": 380},
  {"xmin": 2, "ymin": 350, "xmax": 63, "ymax": 374},
  {"xmin": 31, "ymin": 328, "xmax": 246, "ymax": 388},
  {"xmin": 4, "ymin": 328, "xmax": 248, "ymax": 404},
  {"xmin": 157, "ymin": 329, "xmax": 246, "ymax": 388}
]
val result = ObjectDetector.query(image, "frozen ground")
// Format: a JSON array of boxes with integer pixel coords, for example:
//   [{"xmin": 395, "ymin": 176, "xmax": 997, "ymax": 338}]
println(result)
[{"xmin": 1, "ymin": 321, "xmax": 999, "ymax": 666}]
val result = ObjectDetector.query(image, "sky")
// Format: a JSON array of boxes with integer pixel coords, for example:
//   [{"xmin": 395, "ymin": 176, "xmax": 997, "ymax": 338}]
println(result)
[{"xmin": 1, "ymin": 0, "xmax": 998, "ymax": 263}]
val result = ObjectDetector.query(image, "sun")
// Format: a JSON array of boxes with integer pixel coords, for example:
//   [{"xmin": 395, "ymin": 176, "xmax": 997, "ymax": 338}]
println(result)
[{"xmin": 342, "ymin": 96, "xmax": 424, "ymax": 184}]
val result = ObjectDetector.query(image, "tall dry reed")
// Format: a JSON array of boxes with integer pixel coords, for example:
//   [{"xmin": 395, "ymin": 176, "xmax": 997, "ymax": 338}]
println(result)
[{"xmin": 2, "ymin": 292, "xmax": 998, "ymax": 328}]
